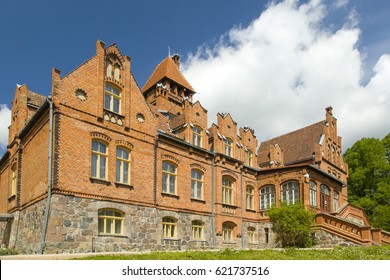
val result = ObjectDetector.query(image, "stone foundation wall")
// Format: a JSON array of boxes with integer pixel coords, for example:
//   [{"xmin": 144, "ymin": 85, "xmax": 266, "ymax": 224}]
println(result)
[
  {"xmin": 314, "ymin": 229, "xmax": 360, "ymax": 247},
  {"xmin": 41, "ymin": 195, "xmax": 214, "ymax": 254}
]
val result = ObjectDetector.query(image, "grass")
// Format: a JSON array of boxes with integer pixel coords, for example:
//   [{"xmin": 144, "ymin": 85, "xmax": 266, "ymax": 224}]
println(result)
[{"xmin": 73, "ymin": 246, "xmax": 390, "ymax": 260}]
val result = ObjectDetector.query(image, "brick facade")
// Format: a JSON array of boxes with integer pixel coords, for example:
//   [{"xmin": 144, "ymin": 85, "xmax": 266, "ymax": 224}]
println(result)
[{"xmin": 0, "ymin": 40, "xmax": 388, "ymax": 254}]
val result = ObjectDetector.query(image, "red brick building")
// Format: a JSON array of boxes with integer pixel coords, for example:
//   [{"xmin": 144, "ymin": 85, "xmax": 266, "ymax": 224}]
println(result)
[{"xmin": 0, "ymin": 41, "xmax": 388, "ymax": 254}]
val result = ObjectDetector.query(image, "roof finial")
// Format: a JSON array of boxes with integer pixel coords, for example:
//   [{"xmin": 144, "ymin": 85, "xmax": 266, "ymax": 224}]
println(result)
[{"xmin": 168, "ymin": 46, "xmax": 171, "ymax": 57}]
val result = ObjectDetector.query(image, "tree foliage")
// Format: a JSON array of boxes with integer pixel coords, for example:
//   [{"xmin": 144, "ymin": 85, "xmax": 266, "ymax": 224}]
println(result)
[
  {"xmin": 343, "ymin": 133, "xmax": 390, "ymax": 231},
  {"xmin": 268, "ymin": 203, "xmax": 316, "ymax": 248}
]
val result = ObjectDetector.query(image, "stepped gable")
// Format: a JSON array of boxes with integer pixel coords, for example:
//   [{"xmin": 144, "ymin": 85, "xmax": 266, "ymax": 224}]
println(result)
[
  {"xmin": 141, "ymin": 56, "xmax": 195, "ymax": 94},
  {"xmin": 258, "ymin": 120, "xmax": 325, "ymax": 165}
]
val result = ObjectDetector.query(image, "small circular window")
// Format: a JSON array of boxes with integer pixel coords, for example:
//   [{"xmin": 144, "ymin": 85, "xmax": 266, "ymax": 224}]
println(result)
[
  {"xmin": 136, "ymin": 113, "xmax": 145, "ymax": 123},
  {"xmin": 75, "ymin": 89, "xmax": 87, "ymax": 101}
]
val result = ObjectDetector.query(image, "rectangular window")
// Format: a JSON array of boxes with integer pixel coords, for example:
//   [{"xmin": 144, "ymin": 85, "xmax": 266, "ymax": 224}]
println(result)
[
  {"xmin": 192, "ymin": 221, "xmax": 204, "ymax": 240},
  {"xmin": 222, "ymin": 177, "xmax": 234, "ymax": 205},
  {"xmin": 246, "ymin": 186, "xmax": 254, "ymax": 210},
  {"xmin": 162, "ymin": 162, "xmax": 177, "ymax": 195},
  {"xmin": 98, "ymin": 209, "xmax": 124, "ymax": 235},
  {"xmin": 91, "ymin": 141, "xmax": 108, "ymax": 180},
  {"xmin": 104, "ymin": 84, "xmax": 121, "ymax": 114},
  {"xmin": 191, "ymin": 169, "xmax": 203, "ymax": 200},
  {"xmin": 163, "ymin": 217, "xmax": 177, "ymax": 238},
  {"xmin": 116, "ymin": 147, "xmax": 130, "ymax": 184}
]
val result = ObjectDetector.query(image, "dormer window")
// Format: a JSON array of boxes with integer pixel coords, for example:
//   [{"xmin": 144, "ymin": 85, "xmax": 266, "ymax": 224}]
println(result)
[
  {"xmin": 192, "ymin": 126, "xmax": 202, "ymax": 147},
  {"xmin": 224, "ymin": 138, "xmax": 233, "ymax": 157},
  {"xmin": 104, "ymin": 83, "xmax": 121, "ymax": 114}
]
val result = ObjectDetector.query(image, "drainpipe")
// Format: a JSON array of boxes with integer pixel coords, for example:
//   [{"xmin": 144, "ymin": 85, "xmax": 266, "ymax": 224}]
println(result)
[
  {"xmin": 240, "ymin": 168, "xmax": 244, "ymax": 249},
  {"xmin": 39, "ymin": 95, "xmax": 54, "ymax": 254},
  {"xmin": 211, "ymin": 154, "xmax": 216, "ymax": 247}
]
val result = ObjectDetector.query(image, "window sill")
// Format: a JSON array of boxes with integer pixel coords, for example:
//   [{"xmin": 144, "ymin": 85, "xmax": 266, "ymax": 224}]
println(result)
[
  {"xmin": 161, "ymin": 192, "xmax": 180, "ymax": 199},
  {"xmin": 191, "ymin": 198, "xmax": 206, "ymax": 203},
  {"xmin": 90, "ymin": 178, "xmax": 111, "ymax": 186},
  {"xmin": 103, "ymin": 108, "xmax": 124, "ymax": 118},
  {"xmin": 189, "ymin": 239, "xmax": 207, "ymax": 242},
  {"xmin": 115, "ymin": 182, "xmax": 134, "ymax": 189},
  {"xmin": 98, "ymin": 233, "xmax": 128, "ymax": 238},
  {"xmin": 222, "ymin": 203, "xmax": 238, "ymax": 208},
  {"xmin": 246, "ymin": 209, "xmax": 256, "ymax": 213},
  {"xmin": 222, "ymin": 241, "xmax": 236, "ymax": 244},
  {"xmin": 162, "ymin": 238, "xmax": 180, "ymax": 241}
]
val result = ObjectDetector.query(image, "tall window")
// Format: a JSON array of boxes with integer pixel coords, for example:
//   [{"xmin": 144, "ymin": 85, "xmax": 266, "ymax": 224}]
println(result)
[
  {"xmin": 98, "ymin": 209, "xmax": 124, "ymax": 235},
  {"xmin": 162, "ymin": 217, "xmax": 177, "ymax": 238},
  {"xmin": 104, "ymin": 83, "xmax": 121, "ymax": 114},
  {"xmin": 333, "ymin": 191, "xmax": 339, "ymax": 211},
  {"xmin": 191, "ymin": 169, "xmax": 203, "ymax": 200},
  {"xmin": 162, "ymin": 161, "xmax": 177, "ymax": 194},
  {"xmin": 92, "ymin": 140, "xmax": 108, "ymax": 179},
  {"xmin": 106, "ymin": 63, "xmax": 112, "ymax": 78},
  {"xmin": 222, "ymin": 176, "xmax": 234, "ymax": 205},
  {"xmin": 246, "ymin": 150, "xmax": 253, "ymax": 166},
  {"xmin": 192, "ymin": 126, "xmax": 202, "ymax": 147},
  {"xmin": 114, "ymin": 64, "xmax": 120, "ymax": 81},
  {"xmin": 192, "ymin": 220, "xmax": 204, "ymax": 240},
  {"xmin": 11, "ymin": 163, "xmax": 17, "ymax": 197},
  {"xmin": 222, "ymin": 222, "xmax": 234, "ymax": 242},
  {"xmin": 246, "ymin": 186, "xmax": 254, "ymax": 210},
  {"xmin": 320, "ymin": 184, "xmax": 330, "ymax": 212},
  {"xmin": 247, "ymin": 227, "xmax": 257, "ymax": 243},
  {"xmin": 281, "ymin": 181, "xmax": 300, "ymax": 205},
  {"xmin": 116, "ymin": 147, "xmax": 130, "ymax": 184},
  {"xmin": 309, "ymin": 181, "xmax": 317, "ymax": 206},
  {"xmin": 224, "ymin": 138, "xmax": 233, "ymax": 157},
  {"xmin": 260, "ymin": 185, "xmax": 275, "ymax": 210}
]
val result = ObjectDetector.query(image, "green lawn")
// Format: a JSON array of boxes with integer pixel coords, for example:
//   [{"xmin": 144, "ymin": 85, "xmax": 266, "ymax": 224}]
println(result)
[{"xmin": 74, "ymin": 246, "xmax": 390, "ymax": 260}]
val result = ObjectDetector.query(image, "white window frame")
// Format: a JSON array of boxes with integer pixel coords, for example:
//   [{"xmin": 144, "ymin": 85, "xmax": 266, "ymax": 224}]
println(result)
[
  {"xmin": 260, "ymin": 185, "xmax": 275, "ymax": 210},
  {"xmin": 91, "ymin": 140, "xmax": 108, "ymax": 180},
  {"xmin": 191, "ymin": 220, "xmax": 204, "ymax": 240},
  {"xmin": 281, "ymin": 181, "xmax": 300, "ymax": 205},
  {"xmin": 224, "ymin": 138, "xmax": 233, "ymax": 157},
  {"xmin": 191, "ymin": 169, "xmax": 203, "ymax": 200},
  {"xmin": 162, "ymin": 161, "xmax": 177, "ymax": 195},
  {"xmin": 116, "ymin": 147, "xmax": 131, "ymax": 184},
  {"xmin": 192, "ymin": 126, "xmax": 202, "ymax": 147},
  {"xmin": 222, "ymin": 223, "xmax": 234, "ymax": 242},
  {"xmin": 222, "ymin": 176, "xmax": 234, "ymax": 205},
  {"xmin": 104, "ymin": 83, "xmax": 121, "ymax": 114},
  {"xmin": 246, "ymin": 186, "xmax": 254, "ymax": 210},
  {"xmin": 309, "ymin": 181, "xmax": 317, "ymax": 206}
]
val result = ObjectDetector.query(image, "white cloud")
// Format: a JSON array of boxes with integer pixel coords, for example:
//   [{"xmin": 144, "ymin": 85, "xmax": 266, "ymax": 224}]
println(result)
[
  {"xmin": 0, "ymin": 104, "xmax": 11, "ymax": 153},
  {"xmin": 183, "ymin": 0, "xmax": 390, "ymax": 150}
]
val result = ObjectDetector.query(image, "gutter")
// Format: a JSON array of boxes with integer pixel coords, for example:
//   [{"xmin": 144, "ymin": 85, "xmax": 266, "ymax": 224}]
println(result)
[
  {"xmin": 39, "ymin": 95, "xmax": 54, "ymax": 254},
  {"xmin": 211, "ymin": 154, "xmax": 216, "ymax": 247}
]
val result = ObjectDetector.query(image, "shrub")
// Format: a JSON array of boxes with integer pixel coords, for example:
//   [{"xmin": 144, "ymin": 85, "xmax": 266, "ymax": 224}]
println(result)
[{"xmin": 268, "ymin": 203, "xmax": 316, "ymax": 248}]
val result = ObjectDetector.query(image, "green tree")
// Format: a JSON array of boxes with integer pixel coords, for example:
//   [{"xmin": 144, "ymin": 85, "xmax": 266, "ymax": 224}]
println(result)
[
  {"xmin": 343, "ymin": 133, "xmax": 390, "ymax": 231},
  {"xmin": 268, "ymin": 203, "xmax": 316, "ymax": 248}
]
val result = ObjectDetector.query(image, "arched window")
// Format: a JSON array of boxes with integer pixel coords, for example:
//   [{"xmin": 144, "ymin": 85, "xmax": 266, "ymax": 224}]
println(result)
[
  {"xmin": 91, "ymin": 140, "xmax": 108, "ymax": 179},
  {"xmin": 320, "ymin": 184, "xmax": 330, "ymax": 212},
  {"xmin": 333, "ymin": 191, "xmax": 339, "ymax": 211},
  {"xmin": 192, "ymin": 126, "xmax": 202, "ymax": 147},
  {"xmin": 246, "ymin": 149, "xmax": 253, "ymax": 167},
  {"xmin": 116, "ymin": 147, "xmax": 130, "ymax": 184},
  {"xmin": 191, "ymin": 169, "xmax": 203, "ymax": 200},
  {"xmin": 192, "ymin": 220, "xmax": 204, "ymax": 240},
  {"xmin": 247, "ymin": 226, "xmax": 257, "ymax": 243},
  {"xmin": 222, "ymin": 222, "xmax": 235, "ymax": 242},
  {"xmin": 98, "ymin": 209, "xmax": 124, "ymax": 235},
  {"xmin": 11, "ymin": 163, "xmax": 17, "ymax": 197},
  {"xmin": 222, "ymin": 176, "xmax": 235, "ymax": 205},
  {"xmin": 309, "ymin": 181, "xmax": 317, "ymax": 206},
  {"xmin": 106, "ymin": 62, "xmax": 112, "ymax": 78},
  {"xmin": 281, "ymin": 181, "xmax": 299, "ymax": 205},
  {"xmin": 162, "ymin": 217, "xmax": 177, "ymax": 238},
  {"xmin": 104, "ymin": 83, "xmax": 121, "ymax": 114},
  {"xmin": 162, "ymin": 161, "xmax": 177, "ymax": 195},
  {"xmin": 260, "ymin": 185, "xmax": 275, "ymax": 210},
  {"xmin": 246, "ymin": 185, "xmax": 254, "ymax": 210},
  {"xmin": 224, "ymin": 138, "xmax": 233, "ymax": 157}
]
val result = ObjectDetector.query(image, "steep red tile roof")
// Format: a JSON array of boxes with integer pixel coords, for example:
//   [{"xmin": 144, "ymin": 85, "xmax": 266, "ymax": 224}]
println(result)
[
  {"xmin": 141, "ymin": 56, "xmax": 195, "ymax": 93},
  {"xmin": 27, "ymin": 90, "xmax": 46, "ymax": 107},
  {"xmin": 258, "ymin": 120, "xmax": 325, "ymax": 165}
]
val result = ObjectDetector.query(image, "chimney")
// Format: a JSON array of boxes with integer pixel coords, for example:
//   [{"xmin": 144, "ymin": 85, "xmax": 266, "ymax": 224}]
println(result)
[
  {"xmin": 325, "ymin": 106, "xmax": 333, "ymax": 115},
  {"xmin": 172, "ymin": 54, "xmax": 180, "ymax": 69}
]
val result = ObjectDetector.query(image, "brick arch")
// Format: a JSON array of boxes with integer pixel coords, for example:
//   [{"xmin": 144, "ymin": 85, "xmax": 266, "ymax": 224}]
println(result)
[
  {"xmin": 115, "ymin": 140, "xmax": 134, "ymax": 150},
  {"xmin": 190, "ymin": 163, "xmax": 206, "ymax": 172},
  {"xmin": 90, "ymin": 131, "xmax": 111, "ymax": 143},
  {"xmin": 162, "ymin": 154, "xmax": 180, "ymax": 165},
  {"xmin": 221, "ymin": 170, "xmax": 238, "ymax": 180}
]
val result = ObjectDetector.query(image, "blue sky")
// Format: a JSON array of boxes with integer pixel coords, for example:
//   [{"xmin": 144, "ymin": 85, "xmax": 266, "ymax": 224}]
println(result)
[{"xmin": 1, "ymin": 0, "xmax": 390, "ymax": 154}]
